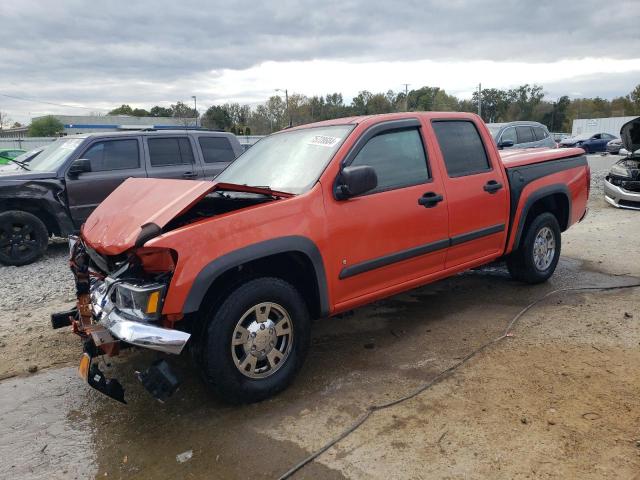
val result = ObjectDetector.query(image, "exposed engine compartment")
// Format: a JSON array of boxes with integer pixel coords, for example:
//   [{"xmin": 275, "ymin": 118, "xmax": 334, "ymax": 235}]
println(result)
[
  {"xmin": 164, "ymin": 191, "xmax": 275, "ymax": 231},
  {"xmin": 608, "ymin": 158, "xmax": 640, "ymax": 192}
]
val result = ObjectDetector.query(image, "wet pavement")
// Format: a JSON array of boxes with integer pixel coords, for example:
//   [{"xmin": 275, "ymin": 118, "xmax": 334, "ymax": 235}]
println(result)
[{"xmin": 1, "ymin": 255, "xmax": 636, "ymax": 480}]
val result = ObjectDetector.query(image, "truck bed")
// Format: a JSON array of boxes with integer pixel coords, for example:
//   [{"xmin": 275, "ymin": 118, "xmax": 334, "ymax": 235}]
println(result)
[{"xmin": 499, "ymin": 147, "xmax": 586, "ymax": 168}]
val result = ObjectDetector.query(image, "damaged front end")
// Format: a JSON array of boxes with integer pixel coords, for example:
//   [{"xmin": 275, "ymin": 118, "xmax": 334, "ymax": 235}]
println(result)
[
  {"xmin": 51, "ymin": 236, "xmax": 188, "ymax": 403},
  {"xmin": 604, "ymin": 117, "xmax": 640, "ymax": 210}
]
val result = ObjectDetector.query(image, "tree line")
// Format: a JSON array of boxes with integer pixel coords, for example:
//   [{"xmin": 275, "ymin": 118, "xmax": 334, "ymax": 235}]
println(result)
[
  {"xmin": 183, "ymin": 83, "xmax": 640, "ymax": 135},
  {"xmin": 19, "ymin": 83, "xmax": 640, "ymax": 137}
]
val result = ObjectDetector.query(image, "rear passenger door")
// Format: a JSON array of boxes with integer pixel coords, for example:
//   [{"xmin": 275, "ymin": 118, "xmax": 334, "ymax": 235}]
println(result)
[
  {"xmin": 197, "ymin": 135, "xmax": 238, "ymax": 180},
  {"xmin": 431, "ymin": 120, "xmax": 509, "ymax": 269},
  {"xmin": 144, "ymin": 136, "xmax": 204, "ymax": 180}
]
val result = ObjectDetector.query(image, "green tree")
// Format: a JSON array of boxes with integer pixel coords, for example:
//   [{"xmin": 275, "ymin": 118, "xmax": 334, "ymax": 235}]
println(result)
[
  {"xmin": 628, "ymin": 84, "xmax": 640, "ymax": 113},
  {"xmin": 28, "ymin": 116, "xmax": 64, "ymax": 136},
  {"xmin": 108, "ymin": 104, "xmax": 134, "ymax": 115},
  {"xmin": 131, "ymin": 108, "xmax": 150, "ymax": 117},
  {"xmin": 149, "ymin": 106, "xmax": 173, "ymax": 117},
  {"xmin": 202, "ymin": 105, "xmax": 232, "ymax": 130}
]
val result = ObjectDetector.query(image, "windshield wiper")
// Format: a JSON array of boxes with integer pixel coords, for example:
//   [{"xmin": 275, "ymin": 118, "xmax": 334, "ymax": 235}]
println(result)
[{"xmin": 6, "ymin": 158, "xmax": 30, "ymax": 170}]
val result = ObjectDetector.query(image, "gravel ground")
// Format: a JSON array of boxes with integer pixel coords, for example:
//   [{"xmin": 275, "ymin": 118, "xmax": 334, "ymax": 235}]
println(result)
[{"xmin": 0, "ymin": 238, "xmax": 74, "ymax": 312}]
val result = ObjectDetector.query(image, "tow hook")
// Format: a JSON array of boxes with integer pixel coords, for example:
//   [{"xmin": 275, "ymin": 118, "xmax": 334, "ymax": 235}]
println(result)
[{"xmin": 136, "ymin": 359, "xmax": 181, "ymax": 403}]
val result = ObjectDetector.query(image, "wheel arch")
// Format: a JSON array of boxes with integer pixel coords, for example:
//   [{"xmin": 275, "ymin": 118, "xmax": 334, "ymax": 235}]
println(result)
[
  {"xmin": 182, "ymin": 236, "xmax": 330, "ymax": 319},
  {"xmin": 512, "ymin": 185, "xmax": 571, "ymax": 251},
  {"xmin": 0, "ymin": 198, "xmax": 62, "ymax": 236}
]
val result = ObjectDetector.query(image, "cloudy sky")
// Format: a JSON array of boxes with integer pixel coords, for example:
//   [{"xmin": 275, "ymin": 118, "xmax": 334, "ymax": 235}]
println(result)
[{"xmin": 1, "ymin": 0, "xmax": 639, "ymax": 124}]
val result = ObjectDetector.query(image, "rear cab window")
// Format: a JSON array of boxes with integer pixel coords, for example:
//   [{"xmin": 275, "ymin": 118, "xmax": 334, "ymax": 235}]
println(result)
[
  {"xmin": 432, "ymin": 120, "xmax": 491, "ymax": 177},
  {"xmin": 148, "ymin": 137, "xmax": 195, "ymax": 166}
]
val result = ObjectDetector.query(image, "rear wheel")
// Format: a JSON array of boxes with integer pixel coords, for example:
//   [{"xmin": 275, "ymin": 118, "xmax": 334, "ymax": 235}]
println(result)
[
  {"xmin": 507, "ymin": 212, "xmax": 561, "ymax": 284},
  {"xmin": 196, "ymin": 277, "xmax": 311, "ymax": 404},
  {"xmin": 0, "ymin": 210, "xmax": 48, "ymax": 266}
]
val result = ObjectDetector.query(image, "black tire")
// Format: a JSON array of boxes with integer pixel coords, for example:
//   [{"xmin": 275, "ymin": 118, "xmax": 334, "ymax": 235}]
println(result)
[
  {"xmin": 196, "ymin": 277, "xmax": 311, "ymax": 404},
  {"xmin": 0, "ymin": 210, "xmax": 49, "ymax": 266},
  {"xmin": 507, "ymin": 212, "xmax": 561, "ymax": 284}
]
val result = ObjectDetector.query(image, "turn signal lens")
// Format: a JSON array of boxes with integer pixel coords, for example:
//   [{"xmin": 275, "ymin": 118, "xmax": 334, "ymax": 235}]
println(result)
[
  {"xmin": 78, "ymin": 353, "xmax": 91, "ymax": 380},
  {"xmin": 146, "ymin": 291, "xmax": 160, "ymax": 314}
]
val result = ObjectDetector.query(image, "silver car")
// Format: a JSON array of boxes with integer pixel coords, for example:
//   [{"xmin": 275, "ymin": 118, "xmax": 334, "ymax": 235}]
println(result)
[
  {"xmin": 604, "ymin": 117, "xmax": 640, "ymax": 210},
  {"xmin": 487, "ymin": 121, "xmax": 557, "ymax": 150}
]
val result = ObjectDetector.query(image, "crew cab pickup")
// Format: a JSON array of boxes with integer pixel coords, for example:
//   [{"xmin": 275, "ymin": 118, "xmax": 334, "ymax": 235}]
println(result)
[
  {"xmin": 53, "ymin": 112, "xmax": 589, "ymax": 404},
  {"xmin": 0, "ymin": 130, "xmax": 243, "ymax": 266}
]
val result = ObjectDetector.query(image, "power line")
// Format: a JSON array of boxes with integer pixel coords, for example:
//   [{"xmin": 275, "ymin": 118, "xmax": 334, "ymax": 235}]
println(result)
[{"xmin": 0, "ymin": 92, "xmax": 106, "ymax": 111}]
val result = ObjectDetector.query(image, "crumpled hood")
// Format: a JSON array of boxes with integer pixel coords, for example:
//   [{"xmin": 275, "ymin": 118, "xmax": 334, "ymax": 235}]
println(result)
[
  {"xmin": 620, "ymin": 116, "xmax": 640, "ymax": 154},
  {"xmin": 82, "ymin": 177, "xmax": 291, "ymax": 256},
  {"xmin": 82, "ymin": 178, "xmax": 216, "ymax": 255}
]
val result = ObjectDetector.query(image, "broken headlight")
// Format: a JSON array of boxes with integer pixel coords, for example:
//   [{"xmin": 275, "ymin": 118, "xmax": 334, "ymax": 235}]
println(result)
[{"xmin": 114, "ymin": 282, "xmax": 166, "ymax": 322}]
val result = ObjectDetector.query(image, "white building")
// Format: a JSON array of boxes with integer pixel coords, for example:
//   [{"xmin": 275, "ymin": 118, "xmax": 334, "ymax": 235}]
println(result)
[{"xmin": 571, "ymin": 116, "xmax": 638, "ymax": 137}]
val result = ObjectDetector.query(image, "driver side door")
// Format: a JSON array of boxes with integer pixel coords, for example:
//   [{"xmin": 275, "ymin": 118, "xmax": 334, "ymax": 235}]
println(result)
[{"xmin": 323, "ymin": 120, "xmax": 449, "ymax": 308}]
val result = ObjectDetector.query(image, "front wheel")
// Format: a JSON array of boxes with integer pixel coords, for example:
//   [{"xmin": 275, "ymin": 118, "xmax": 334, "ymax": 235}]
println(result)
[
  {"xmin": 507, "ymin": 212, "xmax": 561, "ymax": 284},
  {"xmin": 196, "ymin": 277, "xmax": 311, "ymax": 404},
  {"xmin": 0, "ymin": 210, "xmax": 49, "ymax": 266}
]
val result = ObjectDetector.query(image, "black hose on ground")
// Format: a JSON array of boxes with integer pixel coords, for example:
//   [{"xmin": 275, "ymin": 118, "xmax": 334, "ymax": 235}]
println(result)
[{"xmin": 277, "ymin": 282, "xmax": 640, "ymax": 480}]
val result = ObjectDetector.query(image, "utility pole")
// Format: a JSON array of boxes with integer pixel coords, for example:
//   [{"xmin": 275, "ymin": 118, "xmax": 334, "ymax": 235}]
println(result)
[
  {"xmin": 478, "ymin": 83, "xmax": 482, "ymax": 118},
  {"xmin": 275, "ymin": 88, "xmax": 292, "ymax": 128},
  {"xmin": 402, "ymin": 83, "xmax": 410, "ymax": 112},
  {"xmin": 191, "ymin": 96, "xmax": 197, "ymax": 127}
]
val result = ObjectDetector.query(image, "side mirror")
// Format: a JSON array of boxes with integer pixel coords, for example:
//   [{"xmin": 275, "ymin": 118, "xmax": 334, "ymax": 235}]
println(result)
[
  {"xmin": 335, "ymin": 165, "xmax": 378, "ymax": 200},
  {"xmin": 498, "ymin": 140, "xmax": 514, "ymax": 149},
  {"xmin": 68, "ymin": 158, "xmax": 92, "ymax": 176}
]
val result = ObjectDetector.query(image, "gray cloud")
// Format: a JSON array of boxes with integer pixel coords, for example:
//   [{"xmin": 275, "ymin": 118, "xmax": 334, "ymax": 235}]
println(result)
[{"xmin": 0, "ymin": 0, "xmax": 639, "ymax": 122}]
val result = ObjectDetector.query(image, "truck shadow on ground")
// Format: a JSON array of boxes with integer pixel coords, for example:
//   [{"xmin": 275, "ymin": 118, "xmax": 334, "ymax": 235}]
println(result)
[{"xmin": 72, "ymin": 257, "xmax": 634, "ymax": 479}]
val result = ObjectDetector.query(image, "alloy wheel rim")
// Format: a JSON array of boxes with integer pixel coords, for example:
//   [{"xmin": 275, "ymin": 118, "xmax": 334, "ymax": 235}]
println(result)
[
  {"xmin": 0, "ymin": 222, "xmax": 38, "ymax": 260},
  {"xmin": 231, "ymin": 302, "xmax": 294, "ymax": 379},
  {"xmin": 532, "ymin": 226, "xmax": 555, "ymax": 271}
]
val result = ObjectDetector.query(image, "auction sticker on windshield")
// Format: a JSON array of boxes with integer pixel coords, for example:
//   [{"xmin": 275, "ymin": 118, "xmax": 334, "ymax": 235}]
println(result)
[{"xmin": 308, "ymin": 135, "xmax": 341, "ymax": 147}]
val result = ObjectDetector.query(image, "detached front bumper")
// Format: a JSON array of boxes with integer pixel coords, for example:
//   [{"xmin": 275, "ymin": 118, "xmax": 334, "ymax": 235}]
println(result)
[
  {"xmin": 604, "ymin": 177, "xmax": 640, "ymax": 210},
  {"xmin": 101, "ymin": 308, "xmax": 190, "ymax": 355}
]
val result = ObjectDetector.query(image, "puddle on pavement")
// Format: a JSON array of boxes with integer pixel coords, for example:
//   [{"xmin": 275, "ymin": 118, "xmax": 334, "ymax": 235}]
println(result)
[{"xmin": 1, "ymin": 257, "xmax": 636, "ymax": 480}]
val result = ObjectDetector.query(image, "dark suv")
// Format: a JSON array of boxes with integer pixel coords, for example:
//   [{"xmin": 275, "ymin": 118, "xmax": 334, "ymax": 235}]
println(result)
[{"xmin": 0, "ymin": 130, "xmax": 243, "ymax": 265}]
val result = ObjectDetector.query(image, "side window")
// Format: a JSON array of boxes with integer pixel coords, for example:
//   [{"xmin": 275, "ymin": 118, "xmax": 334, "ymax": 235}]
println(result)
[
  {"xmin": 199, "ymin": 136, "xmax": 236, "ymax": 163},
  {"xmin": 592, "ymin": 134, "xmax": 601, "ymax": 139},
  {"xmin": 532, "ymin": 126, "xmax": 547, "ymax": 141},
  {"xmin": 516, "ymin": 126, "xmax": 534, "ymax": 143},
  {"xmin": 81, "ymin": 139, "xmax": 140, "ymax": 172},
  {"xmin": 500, "ymin": 127, "xmax": 517, "ymax": 144},
  {"xmin": 432, "ymin": 120, "xmax": 491, "ymax": 177},
  {"xmin": 350, "ymin": 128, "xmax": 429, "ymax": 193},
  {"xmin": 148, "ymin": 137, "xmax": 195, "ymax": 167}
]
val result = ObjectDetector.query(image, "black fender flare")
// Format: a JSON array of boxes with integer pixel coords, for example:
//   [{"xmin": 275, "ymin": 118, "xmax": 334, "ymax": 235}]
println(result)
[
  {"xmin": 511, "ymin": 184, "xmax": 571, "ymax": 250},
  {"xmin": 182, "ymin": 235, "xmax": 330, "ymax": 317}
]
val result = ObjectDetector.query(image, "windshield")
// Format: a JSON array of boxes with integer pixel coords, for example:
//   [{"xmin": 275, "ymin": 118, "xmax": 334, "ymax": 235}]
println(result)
[
  {"xmin": 23, "ymin": 138, "xmax": 84, "ymax": 172},
  {"xmin": 13, "ymin": 148, "xmax": 43, "ymax": 163},
  {"xmin": 216, "ymin": 125, "xmax": 353, "ymax": 194}
]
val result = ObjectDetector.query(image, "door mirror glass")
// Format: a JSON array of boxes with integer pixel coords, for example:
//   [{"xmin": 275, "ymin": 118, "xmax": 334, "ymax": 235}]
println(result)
[
  {"xmin": 68, "ymin": 158, "xmax": 92, "ymax": 176},
  {"xmin": 498, "ymin": 140, "xmax": 514, "ymax": 149},
  {"xmin": 335, "ymin": 165, "xmax": 378, "ymax": 199}
]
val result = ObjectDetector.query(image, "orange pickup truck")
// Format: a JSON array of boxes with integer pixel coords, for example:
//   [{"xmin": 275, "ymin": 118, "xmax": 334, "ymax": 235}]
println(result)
[{"xmin": 52, "ymin": 112, "xmax": 590, "ymax": 404}]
